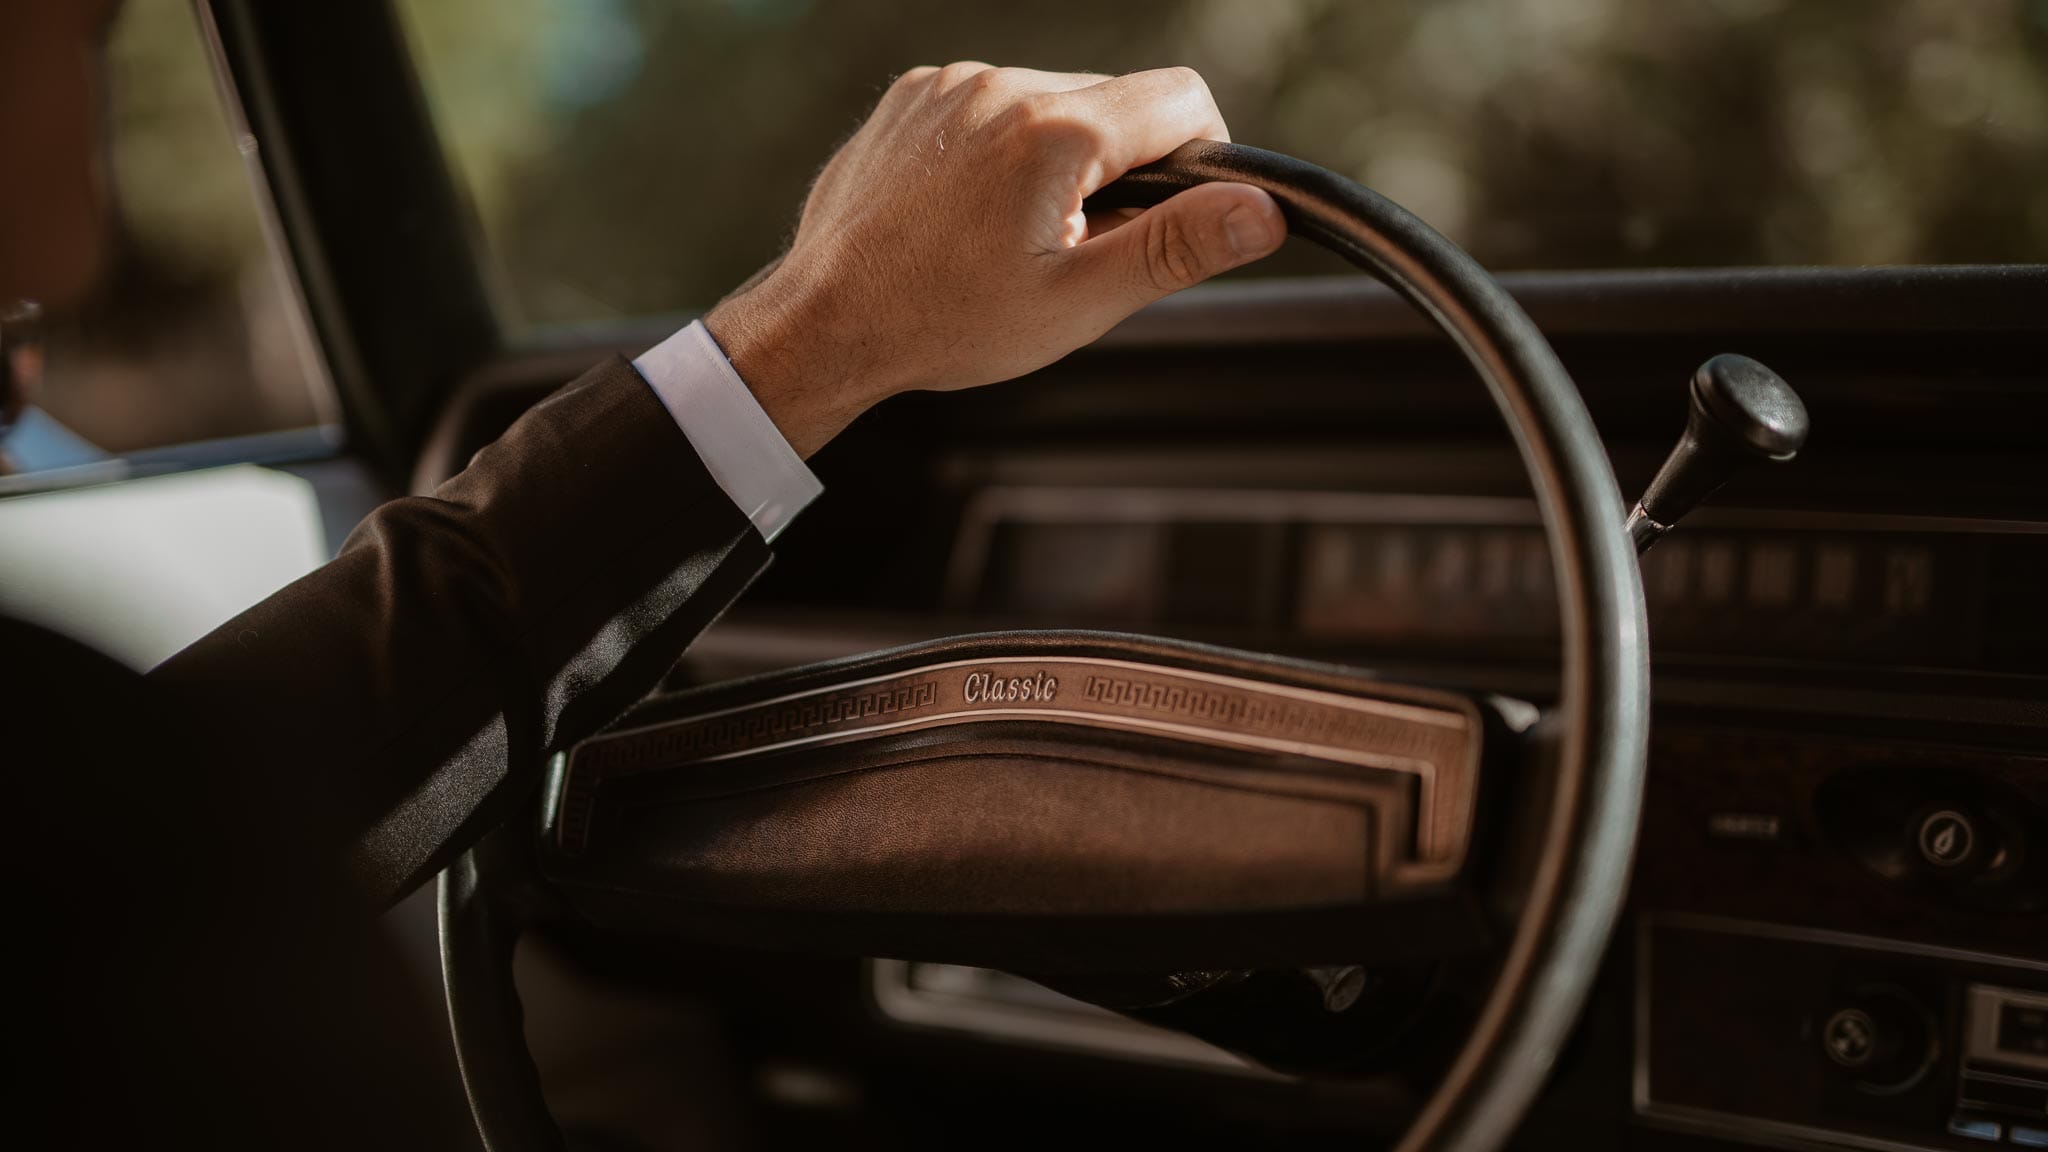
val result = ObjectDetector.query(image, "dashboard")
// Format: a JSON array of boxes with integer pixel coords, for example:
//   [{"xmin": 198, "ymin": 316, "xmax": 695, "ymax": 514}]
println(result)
[
  {"xmin": 427, "ymin": 268, "xmax": 2047, "ymax": 1151},
  {"xmin": 949, "ymin": 483, "xmax": 2041, "ymax": 673}
]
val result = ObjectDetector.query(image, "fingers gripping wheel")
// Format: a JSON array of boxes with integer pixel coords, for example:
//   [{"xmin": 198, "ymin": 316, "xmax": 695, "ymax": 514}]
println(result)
[{"xmin": 440, "ymin": 141, "xmax": 1651, "ymax": 1152}]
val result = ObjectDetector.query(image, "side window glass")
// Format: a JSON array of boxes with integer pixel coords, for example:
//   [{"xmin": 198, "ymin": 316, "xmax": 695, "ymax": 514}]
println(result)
[{"xmin": 1, "ymin": 2, "xmax": 331, "ymax": 484}]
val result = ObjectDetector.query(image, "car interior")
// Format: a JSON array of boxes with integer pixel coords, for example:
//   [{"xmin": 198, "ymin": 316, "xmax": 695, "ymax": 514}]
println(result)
[{"xmin": 2, "ymin": 3, "xmax": 2043, "ymax": 1150}]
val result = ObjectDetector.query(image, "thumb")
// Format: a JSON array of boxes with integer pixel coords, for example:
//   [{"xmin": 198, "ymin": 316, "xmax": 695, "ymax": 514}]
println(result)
[{"xmin": 1068, "ymin": 182, "xmax": 1285, "ymax": 314}]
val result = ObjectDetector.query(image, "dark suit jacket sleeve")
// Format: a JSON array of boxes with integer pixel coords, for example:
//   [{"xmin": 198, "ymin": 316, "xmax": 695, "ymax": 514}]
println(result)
[{"xmin": 148, "ymin": 356, "xmax": 773, "ymax": 909}]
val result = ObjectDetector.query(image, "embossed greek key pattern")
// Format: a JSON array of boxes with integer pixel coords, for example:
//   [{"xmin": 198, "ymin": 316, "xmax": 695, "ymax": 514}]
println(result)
[
  {"xmin": 1078, "ymin": 673, "xmax": 1445, "ymax": 760},
  {"xmin": 578, "ymin": 678, "xmax": 940, "ymax": 776}
]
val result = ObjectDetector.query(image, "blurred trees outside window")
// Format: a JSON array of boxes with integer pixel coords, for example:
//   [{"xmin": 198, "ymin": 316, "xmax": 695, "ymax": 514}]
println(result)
[{"xmin": 397, "ymin": 0, "xmax": 2048, "ymax": 335}]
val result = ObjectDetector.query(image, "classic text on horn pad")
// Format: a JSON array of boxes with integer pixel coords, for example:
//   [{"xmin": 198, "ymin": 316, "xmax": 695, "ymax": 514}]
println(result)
[{"xmin": 558, "ymin": 657, "xmax": 1480, "ymax": 867}]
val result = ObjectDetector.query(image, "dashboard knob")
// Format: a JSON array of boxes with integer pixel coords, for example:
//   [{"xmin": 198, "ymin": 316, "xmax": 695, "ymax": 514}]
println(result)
[
  {"xmin": 1819, "ymin": 985, "xmax": 1938, "ymax": 1095},
  {"xmin": 1822, "ymin": 1006, "xmax": 1885, "ymax": 1070},
  {"xmin": 1911, "ymin": 805, "xmax": 1995, "ymax": 876},
  {"xmin": 1628, "ymin": 354, "xmax": 1810, "ymax": 553}
]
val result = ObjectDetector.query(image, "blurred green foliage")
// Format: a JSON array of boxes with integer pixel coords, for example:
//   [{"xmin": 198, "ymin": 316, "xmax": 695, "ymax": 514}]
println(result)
[
  {"xmin": 105, "ymin": 2, "xmax": 265, "ymax": 282},
  {"xmin": 396, "ymin": 0, "xmax": 2048, "ymax": 333}
]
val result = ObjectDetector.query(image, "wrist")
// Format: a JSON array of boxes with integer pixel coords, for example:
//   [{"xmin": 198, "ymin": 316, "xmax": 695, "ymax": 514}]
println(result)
[{"xmin": 704, "ymin": 270, "xmax": 892, "ymax": 458}]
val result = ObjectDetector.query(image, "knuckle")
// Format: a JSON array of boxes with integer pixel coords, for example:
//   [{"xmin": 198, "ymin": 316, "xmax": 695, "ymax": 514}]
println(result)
[
  {"xmin": 1145, "ymin": 215, "xmax": 1208, "ymax": 290},
  {"xmin": 1002, "ymin": 96, "xmax": 1100, "ymax": 150},
  {"xmin": 891, "ymin": 65, "xmax": 938, "ymax": 92},
  {"xmin": 1164, "ymin": 64, "xmax": 1208, "ymax": 94},
  {"xmin": 1000, "ymin": 93, "xmax": 1052, "ymax": 131},
  {"xmin": 936, "ymin": 60, "xmax": 987, "ymax": 89},
  {"xmin": 962, "ymin": 70, "xmax": 1003, "ymax": 101}
]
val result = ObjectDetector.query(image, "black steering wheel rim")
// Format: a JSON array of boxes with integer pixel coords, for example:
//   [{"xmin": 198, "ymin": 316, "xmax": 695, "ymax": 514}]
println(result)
[{"xmin": 441, "ymin": 139, "xmax": 1650, "ymax": 1152}]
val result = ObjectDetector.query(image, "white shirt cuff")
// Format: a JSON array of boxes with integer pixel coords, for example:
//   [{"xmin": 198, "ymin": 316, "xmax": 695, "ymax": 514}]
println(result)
[{"xmin": 632, "ymin": 320, "xmax": 822, "ymax": 543}]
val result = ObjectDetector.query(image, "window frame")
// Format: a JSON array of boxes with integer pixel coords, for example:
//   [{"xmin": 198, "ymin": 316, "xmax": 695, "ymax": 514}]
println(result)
[{"xmin": 204, "ymin": 0, "xmax": 499, "ymax": 486}]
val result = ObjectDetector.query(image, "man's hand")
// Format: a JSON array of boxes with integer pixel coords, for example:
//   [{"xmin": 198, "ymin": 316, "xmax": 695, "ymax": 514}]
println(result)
[{"xmin": 704, "ymin": 63, "xmax": 1285, "ymax": 457}]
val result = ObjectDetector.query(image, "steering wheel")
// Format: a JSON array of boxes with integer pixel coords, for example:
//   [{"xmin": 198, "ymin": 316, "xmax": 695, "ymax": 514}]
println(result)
[{"xmin": 440, "ymin": 141, "xmax": 1650, "ymax": 1152}]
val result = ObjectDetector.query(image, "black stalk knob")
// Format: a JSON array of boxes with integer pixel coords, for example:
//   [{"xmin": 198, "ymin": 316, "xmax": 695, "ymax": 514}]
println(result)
[{"xmin": 1628, "ymin": 354, "xmax": 1809, "ymax": 553}]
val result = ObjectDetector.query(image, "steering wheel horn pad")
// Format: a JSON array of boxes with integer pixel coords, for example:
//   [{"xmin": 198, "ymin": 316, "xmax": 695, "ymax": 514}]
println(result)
[
  {"xmin": 441, "ymin": 140, "xmax": 1650, "ymax": 1152},
  {"xmin": 538, "ymin": 629, "xmax": 1513, "ymax": 971}
]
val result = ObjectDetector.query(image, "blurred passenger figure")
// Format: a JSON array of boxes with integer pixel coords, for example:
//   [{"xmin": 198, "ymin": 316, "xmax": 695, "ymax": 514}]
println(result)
[{"xmin": 0, "ymin": 2, "xmax": 118, "ymax": 473}]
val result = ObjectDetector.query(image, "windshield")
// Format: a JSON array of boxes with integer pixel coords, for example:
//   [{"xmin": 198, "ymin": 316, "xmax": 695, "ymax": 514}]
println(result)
[{"xmin": 395, "ymin": 0, "xmax": 2048, "ymax": 335}]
